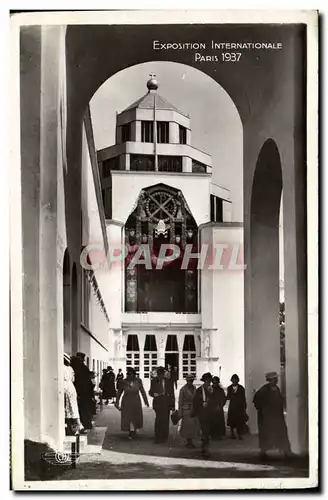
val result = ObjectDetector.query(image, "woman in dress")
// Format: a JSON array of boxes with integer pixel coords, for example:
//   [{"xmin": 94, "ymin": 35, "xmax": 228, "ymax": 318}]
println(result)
[
  {"xmin": 178, "ymin": 374, "xmax": 200, "ymax": 448},
  {"xmin": 63, "ymin": 353, "xmax": 83, "ymax": 435},
  {"xmin": 191, "ymin": 372, "xmax": 214, "ymax": 458},
  {"xmin": 227, "ymin": 373, "xmax": 247, "ymax": 440},
  {"xmin": 209, "ymin": 376, "xmax": 227, "ymax": 440},
  {"xmin": 115, "ymin": 366, "xmax": 149, "ymax": 439}
]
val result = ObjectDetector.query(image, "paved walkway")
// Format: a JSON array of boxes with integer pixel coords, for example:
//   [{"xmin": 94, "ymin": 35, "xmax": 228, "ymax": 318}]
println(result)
[{"xmin": 59, "ymin": 405, "xmax": 308, "ymax": 481}]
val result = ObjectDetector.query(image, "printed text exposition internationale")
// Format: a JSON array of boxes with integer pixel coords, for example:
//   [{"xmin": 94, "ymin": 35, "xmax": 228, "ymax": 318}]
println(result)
[{"xmin": 153, "ymin": 41, "xmax": 282, "ymax": 50}]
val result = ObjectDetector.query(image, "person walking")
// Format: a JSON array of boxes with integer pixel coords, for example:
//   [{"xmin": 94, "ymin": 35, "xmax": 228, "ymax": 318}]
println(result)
[
  {"xmin": 253, "ymin": 371, "xmax": 291, "ymax": 459},
  {"xmin": 71, "ymin": 352, "xmax": 94, "ymax": 430},
  {"xmin": 99, "ymin": 368, "xmax": 111, "ymax": 405},
  {"xmin": 63, "ymin": 353, "xmax": 83, "ymax": 435},
  {"xmin": 227, "ymin": 374, "xmax": 247, "ymax": 440},
  {"xmin": 107, "ymin": 366, "xmax": 117, "ymax": 403},
  {"xmin": 116, "ymin": 368, "xmax": 124, "ymax": 391},
  {"xmin": 191, "ymin": 372, "xmax": 214, "ymax": 458},
  {"xmin": 149, "ymin": 366, "xmax": 175, "ymax": 444},
  {"xmin": 115, "ymin": 366, "xmax": 149, "ymax": 439},
  {"xmin": 209, "ymin": 376, "xmax": 227, "ymax": 440},
  {"xmin": 178, "ymin": 374, "xmax": 199, "ymax": 448}
]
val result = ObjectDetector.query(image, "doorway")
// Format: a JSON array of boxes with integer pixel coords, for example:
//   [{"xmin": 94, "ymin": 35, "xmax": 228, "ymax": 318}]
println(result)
[{"xmin": 165, "ymin": 353, "xmax": 179, "ymax": 379}]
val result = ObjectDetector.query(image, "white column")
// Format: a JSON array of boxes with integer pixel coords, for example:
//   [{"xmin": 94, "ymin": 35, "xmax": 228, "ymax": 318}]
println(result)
[
  {"xmin": 157, "ymin": 334, "xmax": 167, "ymax": 367},
  {"xmin": 135, "ymin": 121, "xmax": 141, "ymax": 142},
  {"xmin": 39, "ymin": 25, "xmax": 65, "ymax": 451},
  {"xmin": 169, "ymin": 122, "xmax": 179, "ymax": 143},
  {"xmin": 139, "ymin": 331, "xmax": 146, "ymax": 379},
  {"xmin": 182, "ymin": 157, "xmax": 192, "ymax": 172},
  {"xmin": 177, "ymin": 334, "xmax": 184, "ymax": 382}
]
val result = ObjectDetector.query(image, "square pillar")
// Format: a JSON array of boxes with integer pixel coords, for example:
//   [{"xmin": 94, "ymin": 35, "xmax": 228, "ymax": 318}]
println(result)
[
  {"xmin": 182, "ymin": 156, "xmax": 192, "ymax": 173},
  {"xmin": 169, "ymin": 122, "xmax": 179, "ymax": 143}
]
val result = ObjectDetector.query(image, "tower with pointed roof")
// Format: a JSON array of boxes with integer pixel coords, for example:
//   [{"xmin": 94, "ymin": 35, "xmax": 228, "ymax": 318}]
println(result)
[{"xmin": 98, "ymin": 75, "xmax": 212, "ymax": 176}]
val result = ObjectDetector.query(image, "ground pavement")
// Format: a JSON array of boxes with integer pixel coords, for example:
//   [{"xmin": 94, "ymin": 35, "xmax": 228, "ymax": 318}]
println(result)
[{"xmin": 58, "ymin": 404, "xmax": 308, "ymax": 481}]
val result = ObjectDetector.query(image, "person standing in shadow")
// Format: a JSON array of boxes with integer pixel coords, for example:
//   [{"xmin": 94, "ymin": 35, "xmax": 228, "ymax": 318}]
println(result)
[
  {"xmin": 253, "ymin": 371, "xmax": 292, "ymax": 460},
  {"xmin": 227, "ymin": 374, "xmax": 247, "ymax": 440},
  {"xmin": 149, "ymin": 366, "xmax": 175, "ymax": 444}
]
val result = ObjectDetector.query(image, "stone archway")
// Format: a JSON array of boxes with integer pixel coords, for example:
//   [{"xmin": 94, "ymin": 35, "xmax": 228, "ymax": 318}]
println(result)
[
  {"xmin": 63, "ymin": 249, "xmax": 71, "ymax": 354},
  {"xmin": 71, "ymin": 263, "xmax": 78, "ymax": 354},
  {"xmin": 246, "ymin": 139, "xmax": 283, "ymax": 432}
]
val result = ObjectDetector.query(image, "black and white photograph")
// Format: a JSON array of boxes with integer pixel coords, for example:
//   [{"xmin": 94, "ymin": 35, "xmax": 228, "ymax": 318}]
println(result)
[{"xmin": 10, "ymin": 10, "xmax": 318, "ymax": 490}]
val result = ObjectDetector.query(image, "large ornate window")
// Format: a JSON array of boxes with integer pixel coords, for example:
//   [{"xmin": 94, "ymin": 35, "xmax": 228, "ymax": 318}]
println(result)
[{"xmin": 125, "ymin": 184, "xmax": 198, "ymax": 313}]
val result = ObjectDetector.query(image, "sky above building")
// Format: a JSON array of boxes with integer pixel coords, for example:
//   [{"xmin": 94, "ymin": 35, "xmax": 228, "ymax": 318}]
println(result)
[{"xmin": 90, "ymin": 61, "xmax": 243, "ymax": 222}]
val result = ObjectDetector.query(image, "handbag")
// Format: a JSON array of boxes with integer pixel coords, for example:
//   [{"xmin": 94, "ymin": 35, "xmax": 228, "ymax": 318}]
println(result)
[{"xmin": 171, "ymin": 409, "xmax": 181, "ymax": 426}]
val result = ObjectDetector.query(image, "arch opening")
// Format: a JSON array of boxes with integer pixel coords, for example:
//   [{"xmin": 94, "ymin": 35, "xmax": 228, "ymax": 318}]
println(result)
[
  {"xmin": 63, "ymin": 249, "xmax": 71, "ymax": 355},
  {"xmin": 248, "ymin": 138, "xmax": 283, "ymax": 428}
]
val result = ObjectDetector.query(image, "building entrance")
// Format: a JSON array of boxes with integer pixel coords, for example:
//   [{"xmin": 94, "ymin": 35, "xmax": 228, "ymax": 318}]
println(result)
[{"xmin": 165, "ymin": 352, "xmax": 179, "ymax": 379}]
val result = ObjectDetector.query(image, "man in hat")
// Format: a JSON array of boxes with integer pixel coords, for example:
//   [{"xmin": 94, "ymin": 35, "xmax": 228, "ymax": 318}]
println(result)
[
  {"xmin": 149, "ymin": 366, "xmax": 175, "ymax": 443},
  {"xmin": 192, "ymin": 372, "xmax": 214, "ymax": 458},
  {"xmin": 70, "ymin": 352, "xmax": 93, "ymax": 429},
  {"xmin": 253, "ymin": 371, "xmax": 291, "ymax": 459}
]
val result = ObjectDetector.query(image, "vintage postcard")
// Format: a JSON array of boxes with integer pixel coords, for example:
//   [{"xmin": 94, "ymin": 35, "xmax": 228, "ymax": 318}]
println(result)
[{"xmin": 10, "ymin": 10, "xmax": 318, "ymax": 490}]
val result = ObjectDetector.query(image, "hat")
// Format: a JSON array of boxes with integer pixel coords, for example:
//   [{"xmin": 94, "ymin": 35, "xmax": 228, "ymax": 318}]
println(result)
[
  {"xmin": 64, "ymin": 353, "xmax": 71, "ymax": 364},
  {"xmin": 230, "ymin": 374, "xmax": 240, "ymax": 382},
  {"xmin": 201, "ymin": 372, "xmax": 212, "ymax": 382},
  {"xmin": 76, "ymin": 352, "xmax": 86, "ymax": 359},
  {"xmin": 127, "ymin": 366, "xmax": 136, "ymax": 374},
  {"xmin": 157, "ymin": 366, "xmax": 165, "ymax": 374},
  {"xmin": 108, "ymin": 366, "xmax": 113, "ymax": 371},
  {"xmin": 266, "ymin": 371, "xmax": 278, "ymax": 381},
  {"xmin": 185, "ymin": 374, "xmax": 195, "ymax": 381}
]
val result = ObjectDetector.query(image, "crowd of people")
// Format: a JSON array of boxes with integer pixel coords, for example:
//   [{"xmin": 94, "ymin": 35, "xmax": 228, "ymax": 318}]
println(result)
[{"xmin": 63, "ymin": 354, "xmax": 291, "ymax": 460}]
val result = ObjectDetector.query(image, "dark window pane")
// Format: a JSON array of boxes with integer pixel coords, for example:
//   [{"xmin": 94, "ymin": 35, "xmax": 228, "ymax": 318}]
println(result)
[
  {"xmin": 121, "ymin": 123, "xmax": 131, "ymax": 142},
  {"xmin": 127, "ymin": 334, "xmax": 140, "ymax": 351},
  {"xmin": 141, "ymin": 121, "xmax": 153, "ymax": 142},
  {"xmin": 157, "ymin": 121, "xmax": 169, "ymax": 144},
  {"xmin": 179, "ymin": 125, "xmax": 187, "ymax": 144},
  {"xmin": 130, "ymin": 154, "xmax": 155, "ymax": 171},
  {"xmin": 192, "ymin": 160, "xmax": 206, "ymax": 173},
  {"xmin": 183, "ymin": 335, "xmax": 196, "ymax": 351},
  {"xmin": 165, "ymin": 335, "xmax": 178, "ymax": 351},
  {"xmin": 144, "ymin": 334, "xmax": 157, "ymax": 351},
  {"xmin": 158, "ymin": 156, "xmax": 182, "ymax": 172}
]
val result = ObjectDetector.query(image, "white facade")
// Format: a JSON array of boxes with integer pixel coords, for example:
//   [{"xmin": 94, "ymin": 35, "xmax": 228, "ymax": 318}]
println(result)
[{"xmin": 97, "ymin": 77, "xmax": 244, "ymax": 390}]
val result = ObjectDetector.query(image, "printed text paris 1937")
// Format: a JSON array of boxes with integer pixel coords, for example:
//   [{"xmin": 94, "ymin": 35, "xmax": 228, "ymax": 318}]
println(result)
[{"xmin": 153, "ymin": 40, "xmax": 283, "ymax": 63}]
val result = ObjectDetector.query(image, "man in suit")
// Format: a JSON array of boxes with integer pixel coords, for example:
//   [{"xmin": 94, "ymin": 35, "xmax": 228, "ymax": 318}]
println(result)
[{"xmin": 149, "ymin": 366, "xmax": 175, "ymax": 443}]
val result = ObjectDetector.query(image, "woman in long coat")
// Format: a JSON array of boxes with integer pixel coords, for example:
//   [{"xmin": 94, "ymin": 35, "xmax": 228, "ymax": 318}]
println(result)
[
  {"xmin": 253, "ymin": 371, "xmax": 291, "ymax": 459},
  {"xmin": 209, "ymin": 376, "xmax": 227, "ymax": 440},
  {"xmin": 115, "ymin": 367, "xmax": 149, "ymax": 439},
  {"xmin": 178, "ymin": 374, "xmax": 200, "ymax": 448},
  {"xmin": 107, "ymin": 367, "xmax": 117, "ymax": 402},
  {"xmin": 227, "ymin": 374, "xmax": 247, "ymax": 439}
]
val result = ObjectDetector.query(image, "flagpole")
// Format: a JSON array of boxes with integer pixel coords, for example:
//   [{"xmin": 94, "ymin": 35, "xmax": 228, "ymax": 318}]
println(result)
[{"xmin": 151, "ymin": 74, "xmax": 158, "ymax": 171}]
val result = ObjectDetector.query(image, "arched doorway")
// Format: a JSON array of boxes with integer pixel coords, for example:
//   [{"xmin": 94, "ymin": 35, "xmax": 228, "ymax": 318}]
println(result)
[
  {"xmin": 71, "ymin": 263, "xmax": 78, "ymax": 354},
  {"xmin": 63, "ymin": 249, "xmax": 71, "ymax": 354},
  {"xmin": 247, "ymin": 139, "xmax": 283, "ymax": 430}
]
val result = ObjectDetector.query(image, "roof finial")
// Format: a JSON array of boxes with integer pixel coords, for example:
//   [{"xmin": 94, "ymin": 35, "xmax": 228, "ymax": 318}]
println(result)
[{"xmin": 147, "ymin": 74, "xmax": 158, "ymax": 92}]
